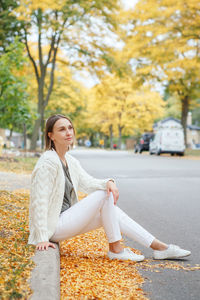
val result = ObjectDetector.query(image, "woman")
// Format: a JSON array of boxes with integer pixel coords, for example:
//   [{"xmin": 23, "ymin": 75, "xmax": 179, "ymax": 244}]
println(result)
[{"xmin": 28, "ymin": 114, "xmax": 191, "ymax": 262}]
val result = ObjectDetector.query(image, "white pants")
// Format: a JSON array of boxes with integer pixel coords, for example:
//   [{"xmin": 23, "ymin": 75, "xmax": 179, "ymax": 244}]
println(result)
[{"xmin": 50, "ymin": 190, "xmax": 155, "ymax": 248}]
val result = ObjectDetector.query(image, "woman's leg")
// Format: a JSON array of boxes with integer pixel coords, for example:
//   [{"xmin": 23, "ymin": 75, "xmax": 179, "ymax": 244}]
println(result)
[
  {"xmin": 50, "ymin": 190, "xmax": 122, "ymax": 244},
  {"xmin": 51, "ymin": 190, "xmax": 162, "ymax": 251},
  {"xmin": 114, "ymin": 206, "xmax": 168, "ymax": 250},
  {"xmin": 51, "ymin": 190, "xmax": 190, "ymax": 260},
  {"xmin": 115, "ymin": 206, "xmax": 155, "ymax": 248},
  {"xmin": 76, "ymin": 201, "xmax": 168, "ymax": 251}
]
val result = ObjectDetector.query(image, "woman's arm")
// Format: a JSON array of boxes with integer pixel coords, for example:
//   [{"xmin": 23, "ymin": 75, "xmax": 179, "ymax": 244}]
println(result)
[
  {"xmin": 29, "ymin": 161, "xmax": 57, "ymax": 244},
  {"xmin": 76, "ymin": 159, "xmax": 116, "ymax": 194}
]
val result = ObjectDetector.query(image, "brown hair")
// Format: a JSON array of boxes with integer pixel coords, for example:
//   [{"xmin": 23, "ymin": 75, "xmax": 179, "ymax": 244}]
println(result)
[{"xmin": 45, "ymin": 114, "xmax": 75, "ymax": 151}]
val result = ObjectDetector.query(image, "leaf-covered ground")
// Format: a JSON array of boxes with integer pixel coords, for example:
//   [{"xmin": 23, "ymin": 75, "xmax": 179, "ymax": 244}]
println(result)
[
  {"xmin": 0, "ymin": 190, "xmax": 35, "ymax": 299},
  {"xmin": 60, "ymin": 228, "xmax": 200, "ymax": 299},
  {"xmin": 60, "ymin": 229, "xmax": 147, "ymax": 299}
]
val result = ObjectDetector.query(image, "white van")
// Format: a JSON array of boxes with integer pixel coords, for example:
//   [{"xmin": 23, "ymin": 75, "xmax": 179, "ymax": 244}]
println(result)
[{"xmin": 149, "ymin": 127, "xmax": 185, "ymax": 156}]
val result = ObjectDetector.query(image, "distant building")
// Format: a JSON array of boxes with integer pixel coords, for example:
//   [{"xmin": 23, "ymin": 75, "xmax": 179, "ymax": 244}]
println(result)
[
  {"xmin": 153, "ymin": 117, "xmax": 183, "ymax": 131},
  {"xmin": 0, "ymin": 128, "xmax": 31, "ymax": 149},
  {"xmin": 153, "ymin": 113, "xmax": 200, "ymax": 147}
]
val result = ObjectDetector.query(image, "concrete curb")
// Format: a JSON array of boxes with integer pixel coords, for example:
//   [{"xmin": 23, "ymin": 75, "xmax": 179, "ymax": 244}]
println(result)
[{"xmin": 29, "ymin": 243, "xmax": 60, "ymax": 300}]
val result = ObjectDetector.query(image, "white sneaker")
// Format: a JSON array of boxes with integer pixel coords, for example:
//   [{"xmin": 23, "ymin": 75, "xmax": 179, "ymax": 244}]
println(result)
[
  {"xmin": 107, "ymin": 248, "xmax": 145, "ymax": 262},
  {"xmin": 153, "ymin": 244, "xmax": 191, "ymax": 260}
]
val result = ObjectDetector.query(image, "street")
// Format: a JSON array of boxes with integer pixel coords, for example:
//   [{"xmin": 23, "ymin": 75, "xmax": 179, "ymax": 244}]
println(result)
[{"xmin": 70, "ymin": 149, "xmax": 200, "ymax": 300}]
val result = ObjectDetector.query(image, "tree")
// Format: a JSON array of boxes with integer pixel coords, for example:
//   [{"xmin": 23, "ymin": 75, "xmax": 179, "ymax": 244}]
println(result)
[
  {"xmin": 0, "ymin": 0, "xmax": 23, "ymax": 54},
  {"xmin": 0, "ymin": 39, "xmax": 31, "ymax": 141},
  {"xmin": 14, "ymin": 0, "xmax": 124, "ymax": 149},
  {"xmin": 191, "ymin": 99, "xmax": 200, "ymax": 126},
  {"xmin": 163, "ymin": 95, "xmax": 181, "ymax": 120},
  {"xmin": 122, "ymin": 0, "xmax": 200, "ymax": 145},
  {"xmin": 46, "ymin": 65, "xmax": 88, "ymax": 144},
  {"xmin": 89, "ymin": 75, "xmax": 165, "ymax": 149}
]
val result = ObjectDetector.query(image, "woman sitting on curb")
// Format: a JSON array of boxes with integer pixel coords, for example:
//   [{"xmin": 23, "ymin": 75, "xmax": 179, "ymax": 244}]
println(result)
[{"xmin": 28, "ymin": 114, "xmax": 191, "ymax": 262}]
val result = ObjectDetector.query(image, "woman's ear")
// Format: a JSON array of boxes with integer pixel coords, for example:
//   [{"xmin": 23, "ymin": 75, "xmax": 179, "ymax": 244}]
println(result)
[{"xmin": 48, "ymin": 132, "xmax": 52, "ymax": 140}]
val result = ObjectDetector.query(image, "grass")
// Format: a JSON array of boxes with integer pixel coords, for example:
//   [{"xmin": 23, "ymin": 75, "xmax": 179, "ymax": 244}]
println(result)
[
  {"xmin": 185, "ymin": 149, "xmax": 200, "ymax": 156},
  {"xmin": 0, "ymin": 156, "xmax": 38, "ymax": 174}
]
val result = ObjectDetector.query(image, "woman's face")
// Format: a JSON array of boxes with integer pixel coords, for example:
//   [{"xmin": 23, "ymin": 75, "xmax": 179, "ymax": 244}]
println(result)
[{"xmin": 48, "ymin": 118, "xmax": 74, "ymax": 151}]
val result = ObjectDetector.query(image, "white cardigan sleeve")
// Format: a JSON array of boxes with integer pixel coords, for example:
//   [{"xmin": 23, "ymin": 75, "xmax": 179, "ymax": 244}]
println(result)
[
  {"xmin": 76, "ymin": 159, "xmax": 115, "ymax": 194},
  {"xmin": 29, "ymin": 161, "xmax": 57, "ymax": 244}
]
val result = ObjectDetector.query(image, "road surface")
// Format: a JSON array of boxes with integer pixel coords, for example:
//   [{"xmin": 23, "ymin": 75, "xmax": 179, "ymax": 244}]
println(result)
[{"xmin": 71, "ymin": 149, "xmax": 200, "ymax": 300}]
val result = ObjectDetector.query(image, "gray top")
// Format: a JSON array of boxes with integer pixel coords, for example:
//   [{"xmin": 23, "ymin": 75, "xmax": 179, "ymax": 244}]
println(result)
[{"xmin": 60, "ymin": 159, "xmax": 74, "ymax": 214}]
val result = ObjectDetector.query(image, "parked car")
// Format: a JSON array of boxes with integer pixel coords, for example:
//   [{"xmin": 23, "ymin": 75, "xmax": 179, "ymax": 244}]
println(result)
[
  {"xmin": 134, "ymin": 133, "xmax": 154, "ymax": 153},
  {"xmin": 149, "ymin": 127, "xmax": 185, "ymax": 156},
  {"xmin": 191, "ymin": 142, "xmax": 200, "ymax": 150}
]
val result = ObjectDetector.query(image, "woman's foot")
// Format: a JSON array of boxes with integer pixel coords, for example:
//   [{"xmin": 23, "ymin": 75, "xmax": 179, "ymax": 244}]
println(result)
[
  {"xmin": 153, "ymin": 244, "xmax": 191, "ymax": 260},
  {"xmin": 108, "ymin": 248, "xmax": 145, "ymax": 262},
  {"xmin": 109, "ymin": 240, "xmax": 124, "ymax": 253},
  {"xmin": 150, "ymin": 238, "xmax": 168, "ymax": 251}
]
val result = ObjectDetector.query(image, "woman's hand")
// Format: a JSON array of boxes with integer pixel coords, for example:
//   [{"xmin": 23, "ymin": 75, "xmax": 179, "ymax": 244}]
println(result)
[
  {"xmin": 106, "ymin": 180, "xmax": 119, "ymax": 205},
  {"xmin": 36, "ymin": 241, "xmax": 56, "ymax": 251}
]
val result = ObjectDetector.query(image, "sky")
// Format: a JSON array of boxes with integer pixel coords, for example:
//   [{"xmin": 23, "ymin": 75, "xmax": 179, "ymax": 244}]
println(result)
[
  {"xmin": 73, "ymin": 0, "xmax": 139, "ymax": 88},
  {"xmin": 122, "ymin": 0, "xmax": 138, "ymax": 10}
]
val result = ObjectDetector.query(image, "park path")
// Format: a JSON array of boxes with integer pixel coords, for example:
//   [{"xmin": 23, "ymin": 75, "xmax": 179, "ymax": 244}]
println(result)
[{"xmin": 0, "ymin": 171, "xmax": 31, "ymax": 191}]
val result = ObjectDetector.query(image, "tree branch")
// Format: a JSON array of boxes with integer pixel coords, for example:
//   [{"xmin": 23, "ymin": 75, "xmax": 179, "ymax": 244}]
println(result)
[
  {"xmin": 43, "ymin": 40, "xmax": 60, "ymax": 108},
  {"xmin": 37, "ymin": 9, "xmax": 44, "ymax": 76},
  {"xmin": 44, "ymin": 34, "xmax": 56, "ymax": 68},
  {"xmin": 42, "ymin": 8, "xmax": 90, "ymax": 108},
  {"xmin": 24, "ymin": 29, "xmax": 39, "ymax": 84}
]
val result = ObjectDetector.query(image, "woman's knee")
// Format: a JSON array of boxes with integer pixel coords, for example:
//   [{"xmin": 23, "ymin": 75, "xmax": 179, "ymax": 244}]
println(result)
[
  {"xmin": 114, "ymin": 205, "xmax": 125, "ymax": 220},
  {"xmin": 89, "ymin": 190, "xmax": 109, "ymax": 209},
  {"xmin": 91, "ymin": 190, "xmax": 107, "ymax": 200}
]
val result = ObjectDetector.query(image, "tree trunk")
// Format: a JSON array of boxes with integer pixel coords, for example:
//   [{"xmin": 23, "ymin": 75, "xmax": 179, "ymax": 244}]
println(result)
[
  {"xmin": 118, "ymin": 125, "xmax": 122, "ymax": 150},
  {"xmin": 104, "ymin": 135, "xmax": 108, "ymax": 149},
  {"xmin": 8, "ymin": 129, "xmax": 13, "ymax": 140},
  {"xmin": 109, "ymin": 125, "xmax": 113, "ymax": 149},
  {"xmin": 30, "ymin": 75, "xmax": 45, "ymax": 150},
  {"xmin": 181, "ymin": 96, "xmax": 189, "ymax": 147},
  {"xmin": 25, "ymin": 22, "xmax": 60, "ymax": 150},
  {"xmin": 89, "ymin": 132, "xmax": 94, "ymax": 147},
  {"xmin": 30, "ymin": 117, "xmax": 41, "ymax": 150},
  {"xmin": 41, "ymin": 109, "xmax": 45, "ymax": 150},
  {"xmin": 23, "ymin": 123, "xmax": 27, "ymax": 151}
]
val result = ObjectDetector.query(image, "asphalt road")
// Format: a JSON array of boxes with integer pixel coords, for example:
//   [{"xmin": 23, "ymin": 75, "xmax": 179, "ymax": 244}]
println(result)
[{"xmin": 70, "ymin": 149, "xmax": 200, "ymax": 300}]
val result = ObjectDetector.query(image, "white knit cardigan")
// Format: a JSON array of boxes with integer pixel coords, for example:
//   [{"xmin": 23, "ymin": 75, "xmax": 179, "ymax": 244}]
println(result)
[{"xmin": 28, "ymin": 149, "xmax": 114, "ymax": 245}]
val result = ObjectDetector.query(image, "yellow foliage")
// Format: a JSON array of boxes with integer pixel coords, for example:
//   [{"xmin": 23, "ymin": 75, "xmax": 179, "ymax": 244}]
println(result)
[
  {"xmin": 87, "ymin": 75, "xmax": 165, "ymax": 136},
  {"xmin": 60, "ymin": 228, "xmax": 147, "ymax": 299},
  {"xmin": 15, "ymin": 0, "xmax": 68, "ymax": 20},
  {"xmin": 121, "ymin": 0, "xmax": 200, "ymax": 110},
  {"xmin": 0, "ymin": 190, "xmax": 35, "ymax": 299}
]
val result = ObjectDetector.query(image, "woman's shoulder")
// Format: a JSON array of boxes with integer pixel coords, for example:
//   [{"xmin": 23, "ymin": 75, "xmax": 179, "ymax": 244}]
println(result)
[
  {"xmin": 33, "ymin": 150, "xmax": 60, "ymax": 171},
  {"xmin": 65, "ymin": 152, "xmax": 80, "ymax": 167},
  {"xmin": 65, "ymin": 152, "xmax": 79, "ymax": 165}
]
